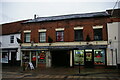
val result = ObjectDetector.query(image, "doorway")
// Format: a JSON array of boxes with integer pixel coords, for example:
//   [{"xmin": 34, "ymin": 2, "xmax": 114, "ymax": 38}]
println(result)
[
  {"xmin": 51, "ymin": 50, "xmax": 70, "ymax": 67},
  {"xmin": 11, "ymin": 52, "xmax": 17, "ymax": 66},
  {"xmin": 85, "ymin": 50, "xmax": 94, "ymax": 68}
]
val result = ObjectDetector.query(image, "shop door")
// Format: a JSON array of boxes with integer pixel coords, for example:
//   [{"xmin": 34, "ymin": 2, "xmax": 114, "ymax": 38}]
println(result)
[
  {"xmin": 85, "ymin": 51, "xmax": 94, "ymax": 68},
  {"xmin": 11, "ymin": 52, "xmax": 16, "ymax": 66}
]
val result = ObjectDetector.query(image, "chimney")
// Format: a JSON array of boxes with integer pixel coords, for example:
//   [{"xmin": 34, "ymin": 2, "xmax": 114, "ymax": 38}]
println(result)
[{"xmin": 34, "ymin": 14, "xmax": 37, "ymax": 19}]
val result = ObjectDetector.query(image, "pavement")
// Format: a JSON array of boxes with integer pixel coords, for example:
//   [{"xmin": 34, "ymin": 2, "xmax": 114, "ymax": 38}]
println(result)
[{"xmin": 1, "ymin": 66, "xmax": 120, "ymax": 80}]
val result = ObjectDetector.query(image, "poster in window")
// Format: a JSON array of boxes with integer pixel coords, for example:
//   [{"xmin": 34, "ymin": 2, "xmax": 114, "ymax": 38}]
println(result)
[{"xmin": 57, "ymin": 32, "xmax": 63, "ymax": 41}]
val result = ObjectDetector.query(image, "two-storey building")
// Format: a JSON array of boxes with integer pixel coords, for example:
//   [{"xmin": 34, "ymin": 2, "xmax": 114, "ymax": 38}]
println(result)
[
  {"xmin": 21, "ymin": 11, "xmax": 110, "ymax": 68},
  {"xmin": 107, "ymin": 8, "xmax": 120, "ymax": 68},
  {"xmin": 1, "ymin": 20, "xmax": 28, "ymax": 66}
]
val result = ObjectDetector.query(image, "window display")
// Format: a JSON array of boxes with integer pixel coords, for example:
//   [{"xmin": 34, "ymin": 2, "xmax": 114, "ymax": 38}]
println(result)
[
  {"xmin": 2, "ymin": 52, "xmax": 8, "ymax": 63},
  {"xmin": 38, "ymin": 51, "xmax": 46, "ymax": 63},
  {"xmin": 23, "ymin": 51, "xmax": 29, "ymax": 63},
  {"xmin": 94, "ymin": 50, "xmax": 105, "ymax": 65},
  {"xmin": 74, "ymin": 50, "xmax": 84, "ymax": 65},
  {"xmin": 86, "ymin": 53, "xmax": 92, "ymax": 61}
]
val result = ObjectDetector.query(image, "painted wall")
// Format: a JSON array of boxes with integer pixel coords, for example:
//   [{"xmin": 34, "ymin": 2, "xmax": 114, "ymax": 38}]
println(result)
[
  {"xmin": 107, "ymin": 22, "xmax": 120, "ymax": 66},
  {"xmin": 0, "ymin": 33, "xmax": 21, "ymax": 61}
]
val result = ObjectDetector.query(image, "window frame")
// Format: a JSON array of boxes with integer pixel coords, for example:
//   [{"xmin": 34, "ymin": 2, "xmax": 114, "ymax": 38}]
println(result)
[
  {"xmin": 39, "ymin": 32, "xmax": 46, "ymax": 43},
  {"xmin": 24, "ymin": 33, "xmax": 31, "ymax": 43},
  {"xmin": 74, "ymin": 29, "xmax": 83, "ymax": 41},
  {"xmin": 94, "ymin": 28, "xmax": 103, "ymax": 41},
  {"xmin": 10, "ymin": 36, "xmax": 14, "ymax": 43},
  {"xmin": 56, "ymin": 31, "xmax": 64, "ymax": 42}
]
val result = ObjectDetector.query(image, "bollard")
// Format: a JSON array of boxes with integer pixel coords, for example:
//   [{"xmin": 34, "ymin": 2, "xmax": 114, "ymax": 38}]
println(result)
[
  {"xmin": 23, "ymin": 62, "xmax": 25, "ymax": 71},
  {"xmin": 79, "ymin": 62, "xmax": 80, "ymax": 74}
]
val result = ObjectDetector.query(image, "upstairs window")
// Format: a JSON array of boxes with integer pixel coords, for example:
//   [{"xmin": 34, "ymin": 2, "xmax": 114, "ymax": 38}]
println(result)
[
  {"xmin": 94, "ymin": 28, "xmax": 102, "ymax": 41},
  {"xmin": 10, "ymin": 36, "xmax": 14, "ymax": 43},
  {"xmin": 74, "ymin": 29, "xmax": 83, "ymax": 41},
  {"xmin": 39, "ymin": 32, "xmax": 46, "ymax": 42},
  {"xmin": 24, "ymin": 33, "xmax": 30, "ymax": 43},
  {"xmin": 56, "ymin": 31, "xmax": 64, "ymax": 42}
]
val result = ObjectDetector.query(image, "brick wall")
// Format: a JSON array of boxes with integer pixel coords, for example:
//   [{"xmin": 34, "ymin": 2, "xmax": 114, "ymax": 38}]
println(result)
[{"xmin": 21, "ymin": 17, "xmax": 109, "ymax": 43}]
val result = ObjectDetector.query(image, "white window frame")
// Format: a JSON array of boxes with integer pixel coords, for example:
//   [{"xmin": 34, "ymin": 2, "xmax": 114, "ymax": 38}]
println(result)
[
  {"xmin": 39, "ymin": 29, "xmax": 46, "ymax": 43},
  {"xmin": 10, "ymin": 36, "xmax": 14, "ymax": 43}
]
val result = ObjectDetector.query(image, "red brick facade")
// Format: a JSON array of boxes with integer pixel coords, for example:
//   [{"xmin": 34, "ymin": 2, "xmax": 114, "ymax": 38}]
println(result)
[{"xmin": 21, "ymin": 17, "xmax": 109, "ymax": 43}]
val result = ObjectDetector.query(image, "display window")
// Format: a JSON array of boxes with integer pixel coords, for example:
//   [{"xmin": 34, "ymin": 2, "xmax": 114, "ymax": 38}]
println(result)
[
  {"xmin": 2, "ymin": 52, "xmax": 8, "ymax": 63},
  {"xmin": 94, "ymin": 49, "xmax": 105, "ymax": 65},
  {"xmin": 74, "ymin": 50, "xmax": 84, "ymax": 65},
  {"xmin": 38, "ymin": 51, "xmax": 46, "ymax": 63},
  {"xmin": 31, "ymin": 51, "xmax": 36, "ymax": 61},
  {"xmin": 74, "ymin": 49, "xmax": 105, "ymax": 66},
  {"xmin": 22, "ymin": 51, "xmax": 29, "ymax": 63}
]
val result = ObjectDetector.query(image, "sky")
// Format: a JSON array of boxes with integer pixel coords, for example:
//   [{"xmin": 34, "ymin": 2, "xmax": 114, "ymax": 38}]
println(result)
[{"xmin": 0, "ymin": 0, "xmax": 120, "ymax": 24}]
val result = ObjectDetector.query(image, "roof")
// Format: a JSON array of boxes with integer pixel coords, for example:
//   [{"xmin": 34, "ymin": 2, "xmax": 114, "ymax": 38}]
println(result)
[
  {"xmin": 2, "ymin": 20, "xmax": 29, "ymax": 35},
  {"xmin": 24, "ymin": 11, "xmax": 110, "ymax": 23}
]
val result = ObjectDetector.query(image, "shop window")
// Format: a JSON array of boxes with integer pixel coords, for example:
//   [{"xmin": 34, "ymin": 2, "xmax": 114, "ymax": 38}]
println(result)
[
  {"xmin": 10, "ymin": 36, "xmax": 14, "ymax": 43},
  {"xmin": 39, "ymin": 32, "xmax": 46, "ymax": 42},
  {"xmin": 24, "ymin": 33, "xmax": 30, "ymax": 43},
  {"xmin": 94, "ymin": 50, "xmax": 105, "ymax": 65},
  {"xmin": 56, "ymin": 31, "xmax": 64, "ymax": 42},
  {"xmin": 38, "ymin": 51, "xmax": 46, "ymax": 63},
  {"xmin": 22, "ymin": 51, "xmax": 29, "ymax": 63},
  {"xmin": 74, "ymin": 30, "xmax": 83, "ymax": 41},
  {"xmin": 2, "ymin": 52, "xmax": 8, "ymax": 63},
  {"xmin": 74, "ymin": 50, "xmax": 84, "ymax": 65},
  {"xmin": 94, "ymin": 28, "xmax": 102, "ymax": 40}
]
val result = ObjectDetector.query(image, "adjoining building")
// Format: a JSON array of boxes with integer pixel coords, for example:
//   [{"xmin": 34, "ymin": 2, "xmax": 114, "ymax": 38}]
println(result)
[
  {"xmin": 21, "ymin": 11, "xmax": 110, "ymax": 68},
  {"xmin": 0, "ymin": 20, "xmax": 28, "ymax": 66},
  {"xmin": 107, "ymin": 8, "xmax": 120, "ymax": 68}
]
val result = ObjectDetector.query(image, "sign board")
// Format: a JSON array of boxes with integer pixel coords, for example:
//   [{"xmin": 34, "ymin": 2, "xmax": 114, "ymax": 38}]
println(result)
[{"xmin": 29, "ymin": 62, "xmax": 34, "ymax": 70}]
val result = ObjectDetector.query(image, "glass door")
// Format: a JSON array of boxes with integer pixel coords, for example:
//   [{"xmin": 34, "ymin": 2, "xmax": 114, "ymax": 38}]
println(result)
[
  {"xmin": 86, "ymin": 52, "xmax": 92, "ymax": 62},
  {"xmin": 85, "ymin": 49, "xmax": 94, "ymax": 68}
]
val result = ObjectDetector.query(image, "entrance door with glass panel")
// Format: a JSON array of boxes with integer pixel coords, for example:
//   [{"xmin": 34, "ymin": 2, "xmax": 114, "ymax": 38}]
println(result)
[{"xmin": 85, "ymin": 50, "xmax": 94, "ymax": 67}]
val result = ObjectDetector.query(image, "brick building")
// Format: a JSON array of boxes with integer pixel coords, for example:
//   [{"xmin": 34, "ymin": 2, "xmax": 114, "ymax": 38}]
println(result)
[{"xmin": 21, "ymin": 11, "xmax": 110, "ymax": 68}]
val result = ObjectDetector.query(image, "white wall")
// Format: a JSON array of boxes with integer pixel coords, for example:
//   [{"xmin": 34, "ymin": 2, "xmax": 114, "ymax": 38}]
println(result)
[
  {"xmin": 107, "ymin": 22, "xmax": 120, "ymax": 66},
  {"xmin": 0, "ymin": 33, "xmax": 21, "ymax": 61},
  {"xmin": 1, "ymin": 34, "xmax": 20, "ymax": 48}
]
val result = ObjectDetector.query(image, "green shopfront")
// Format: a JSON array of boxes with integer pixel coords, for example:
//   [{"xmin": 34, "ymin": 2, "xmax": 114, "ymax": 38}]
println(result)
[{"xmin": 74, "ymin": 49, "xmax": 106, "ymax": 67}]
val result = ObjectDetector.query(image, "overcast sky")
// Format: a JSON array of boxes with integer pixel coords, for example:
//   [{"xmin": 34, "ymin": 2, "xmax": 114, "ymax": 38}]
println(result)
[{"xmin": 0, "ymin": 0, "xmax": 119, "ymax": 24}]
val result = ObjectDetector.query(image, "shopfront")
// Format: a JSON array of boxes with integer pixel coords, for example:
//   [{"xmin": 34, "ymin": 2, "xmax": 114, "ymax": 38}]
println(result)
[
  {"xmin": 74, "ymin": 49, "xmax": 106, "ymax": 67},
  {"xmin": 22, "ymin": 50, "xmax": 48, "ymax": 68},
  {"xmin": 2, "ymin": 48, "xmax": 20, "ymax": 66}
]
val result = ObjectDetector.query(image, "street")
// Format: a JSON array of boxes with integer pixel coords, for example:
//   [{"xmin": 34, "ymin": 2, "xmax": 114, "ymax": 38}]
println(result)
[{"xmin": 2, "ymin": 66, "xmax": 120, "ymax": 80}]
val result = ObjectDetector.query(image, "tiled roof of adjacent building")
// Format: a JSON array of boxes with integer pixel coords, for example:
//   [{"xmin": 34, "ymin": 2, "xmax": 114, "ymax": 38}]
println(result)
[
  {"xmin": 2, "ymin": 20, "xmax": 29, "ymax": 35},
  {"xmin": 23, "ymin": 11, "xmax": 110, "ymax": 23}
]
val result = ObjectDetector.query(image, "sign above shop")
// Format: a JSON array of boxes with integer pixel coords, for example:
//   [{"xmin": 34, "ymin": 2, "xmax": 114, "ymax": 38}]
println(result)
[{"xmin": 21, "ymin": 45, "xmax": 107, "ymax": 50}]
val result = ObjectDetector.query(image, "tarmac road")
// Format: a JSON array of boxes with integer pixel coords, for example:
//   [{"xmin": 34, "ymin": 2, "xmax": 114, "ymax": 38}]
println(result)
[{"xmin": 2, "ymin": 66, "xmax": 120, "ymax": 80}]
